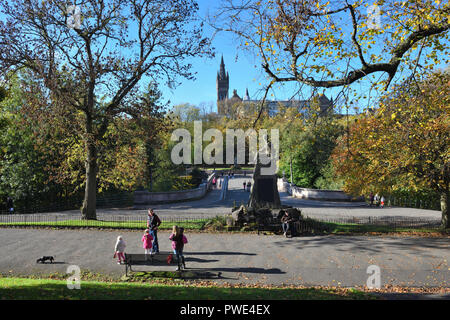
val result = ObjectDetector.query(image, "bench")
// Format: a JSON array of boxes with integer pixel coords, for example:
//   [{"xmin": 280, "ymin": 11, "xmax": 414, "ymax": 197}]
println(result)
[
  {"xmin": 257, "ymin": 222, "xmax": 281, "ymax": 234},
  {"xmin": 124, "ymin": 252, "xmax": 174, "ymax": 275}
]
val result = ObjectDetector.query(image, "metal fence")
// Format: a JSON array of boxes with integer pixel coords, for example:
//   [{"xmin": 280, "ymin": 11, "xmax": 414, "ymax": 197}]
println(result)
[
  {"xmin": 0, "ymin": 211, "xmax": 443, "ymax": 231},
  {"xmin": 257, "ymin": 214, "xmax": 443, "ymax": 234},
  {"xmin": 0, "ymin": 192, "xmax": 134, "ymax": 215},
  {"xmin": 296, "ymin": 215, "xmax": 443, "ymax": 233},
  {"xmin": 388, "ymin": 196, "xmax": 441, "ymax": 211}
]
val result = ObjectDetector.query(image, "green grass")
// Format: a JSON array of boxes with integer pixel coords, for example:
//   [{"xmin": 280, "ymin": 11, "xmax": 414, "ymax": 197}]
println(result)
[
  {"xmin": 0, "ymin": 277, "xmax": 375, "ymax": 300},
  {"xmin": 0, "ymin": 217, "xmax": 446, "ymax": 235},
  {"xmin": 0, "ymin": 219, "xmax": 207, "ymax": 230}
]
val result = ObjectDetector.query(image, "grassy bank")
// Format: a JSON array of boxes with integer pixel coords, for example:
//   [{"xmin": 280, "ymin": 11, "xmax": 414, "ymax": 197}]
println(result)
[
  {"xmin": 0, "ymin": 277, "xmax": 374, "ymax": 300},
  {"xmin": 0, "ymin": 219, "xmax": 207, "ymax": 230},
  {"xmin": 0, "ymin": 217, "xmax": 447, "ymax": 236}
]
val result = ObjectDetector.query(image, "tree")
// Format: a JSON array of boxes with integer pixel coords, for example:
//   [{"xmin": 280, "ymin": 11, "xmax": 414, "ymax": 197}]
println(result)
[
  {"xmin": 0, "ymin": 0, "xmax": 213, "ymax": 219},
  {"xmin": 284, "ymin": 125, "xmax": 342, "ymax": 188},
  {"xmin": 213, "ymin": 0, "xmax": 448, "ymax": 209},
  {"xmin": 0, "ymin": 73, "xmax": 75, "ymax": 210},
  {"xmin": 171, "ymin": 104, "xmax": 202, "ymax": 123},
  {"xmin": 214, "ymin": 0, "xmax": 449, "ymax": 92},
  {"xmin": 333, "ymin": 71, "xmax": 449, "ymax": 228}
]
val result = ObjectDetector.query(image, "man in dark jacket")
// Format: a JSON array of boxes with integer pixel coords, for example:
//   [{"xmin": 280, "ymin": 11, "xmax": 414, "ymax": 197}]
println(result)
[{"xmin": 147, "ymin": 209, "xmax": 161, "ymax": 253}]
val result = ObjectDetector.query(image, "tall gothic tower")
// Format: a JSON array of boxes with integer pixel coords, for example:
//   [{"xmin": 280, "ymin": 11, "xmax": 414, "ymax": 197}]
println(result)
[{"xmin": 216, "ymin": 55, "xmax": 229, "ymax": 103}]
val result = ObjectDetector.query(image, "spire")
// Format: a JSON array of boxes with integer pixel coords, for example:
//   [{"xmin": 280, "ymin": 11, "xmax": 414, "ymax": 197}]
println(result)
[
  {"xmin": 217, "ymin": 54, "xmax": 229, "ymax": 102},
  {"xmin": 244, "ymin": 88, "xmax": 250, "ymax": 101},
  {"xmin": 219, "ymin": 55, "xmax": 226, "ymax": 79}
]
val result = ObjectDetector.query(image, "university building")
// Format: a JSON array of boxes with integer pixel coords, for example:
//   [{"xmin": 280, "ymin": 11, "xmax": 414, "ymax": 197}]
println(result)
[{"xmin": 216, "ymin": 56, "xmax": 334, "ymax": 117}]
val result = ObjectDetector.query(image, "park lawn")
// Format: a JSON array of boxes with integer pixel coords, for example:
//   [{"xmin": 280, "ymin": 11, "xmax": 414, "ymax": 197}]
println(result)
[
  {"xmin": 0, "ymin": 218, "xmax": 446, "ymax": 235},
  {"xmin": 0, "ymin": 220, "xmax": 207, "ymax": 230},
  {"xmin": 0, "ymin": 277, "xmax": 374, "ymax": 300}
]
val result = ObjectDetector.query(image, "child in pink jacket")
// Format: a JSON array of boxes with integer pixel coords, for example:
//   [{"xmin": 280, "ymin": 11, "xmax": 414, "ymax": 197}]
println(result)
[
  {"xmin": 142, "ymin": 229, "xmax": 154, "ymax": 259},
  {"xmin": 169, "ymin": 226, "xmax": 188, "ymax": 271}
]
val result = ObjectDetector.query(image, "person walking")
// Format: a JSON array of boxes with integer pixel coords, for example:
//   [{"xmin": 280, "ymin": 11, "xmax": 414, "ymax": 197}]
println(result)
[
  {"xmin": 141, "ymin": 229, "xmax": 154, "ymax": 260},
  {"xmin": 169, "ymin": 226, "xmax": 188, "ymax": 271},
  {"xmin": 243, "ymin": 181, "xmax": 246, "ymax": 190},
  {"xmin": 147, "ymin": 209, "xmax": 161, "ymax": 253},
  {"xmin": 374, "ymin": 193, "xmax": 380, "ymax": 206},
  {"xmin": 380, "ymin": 196, "xmax": 385, "ymax": 208},
  {"xmin": 114, "ymin": 235, "xmax": 126, "ymax": 265}
]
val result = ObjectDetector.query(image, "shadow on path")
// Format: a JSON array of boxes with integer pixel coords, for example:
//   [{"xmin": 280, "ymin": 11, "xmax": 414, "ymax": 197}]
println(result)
[
  {"xmin": 272, "ymin": 236, "xmax": 450, "ymax": 259},
  {"xmin": 187, "ymin": 251, "xmax": 257, "ymax": 256}
]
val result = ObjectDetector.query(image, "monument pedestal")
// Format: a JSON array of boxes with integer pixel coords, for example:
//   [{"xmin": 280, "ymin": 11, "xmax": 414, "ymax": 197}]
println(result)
[{"xmin": 248, "ymin": 163, "xmax": 281, "ymax": 209}]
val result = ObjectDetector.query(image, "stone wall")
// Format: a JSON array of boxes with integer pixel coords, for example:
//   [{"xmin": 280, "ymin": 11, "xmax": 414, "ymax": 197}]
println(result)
[
  {"xmin": 134, "ymin": 173, "xmax": 218, "ymax": 206},
  {"xmin": 277, "ymin": 178, "xmax": 363, "ymax": 202}
]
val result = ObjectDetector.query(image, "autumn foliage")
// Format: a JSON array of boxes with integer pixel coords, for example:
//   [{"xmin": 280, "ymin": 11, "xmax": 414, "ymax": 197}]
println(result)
[{"xmin": 333, "ymin": 71, "xmax": 450, "ymax": 227}]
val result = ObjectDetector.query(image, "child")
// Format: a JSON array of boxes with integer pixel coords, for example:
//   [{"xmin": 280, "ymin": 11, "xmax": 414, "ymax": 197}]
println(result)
[
  {"xmin": 142, "ymin": 229, "xmax": 154, "ymax": 260},
  {"xmin": 169, "ymin": 226, "xmax": 188, "ymax": 271},
  {"xmin": 380, "ymin": 196, "xmax": 385, "ymax": 208},
  {"xmin": 114, "ymin": 236, "xmax": 126, "ymax": 265}
]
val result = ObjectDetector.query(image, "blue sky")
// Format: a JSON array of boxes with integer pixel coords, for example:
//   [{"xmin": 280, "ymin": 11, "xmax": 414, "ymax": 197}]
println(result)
[
  {"xmin": 159, "ymin": 0, "xmax": 266, "ymax": 110},
  {"xmin": 1, "ymin": 1, "xmax": 447, "ymax": 113},
  {"xmin": 159, "ymin": 0, "xmax": 317, "ymax": 111},
  {"xmin": 158, "ymin": 0, "xmax": 370, "ymax": 111},
  {"xmin": 160, "ymin": 0, "xmax": 449, "ymax": 114},
  {"xmin": 159, "ymin": 0, "xmax": 346, "ymax": 111}
]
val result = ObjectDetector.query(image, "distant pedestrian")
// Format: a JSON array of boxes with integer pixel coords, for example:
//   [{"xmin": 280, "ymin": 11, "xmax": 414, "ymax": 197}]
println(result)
[
  {"xmin": 169, "ymin": 226, "xmax": 188, "ymax": 271},
  {"xmin": 147, "ymin": 209, "xmax": 161, "ymax": 253},
  {"xmin": 380, "ymin": 196, "xmax": 385, "ymax": 208},
  {"xmin": 243, "ymin": 181, "xmax": 246, "ymax": 190},
  {"xmin": 6, "ymin": 196, "xmax": 13, "ymax": 214},
  {"xmin": 142, "ymin": 229, "xmax": 154, "ymax": 259},
  {"xmin": 114, "ymin": 235, "xmax": 126, "ymax": 265},
  {"xmin": 374, "ymin": 193, "xmax": 380, "ymax": 206},
  {"xmin": 369, "ymin": 193, "xmax": 374, "ymax": 207}
]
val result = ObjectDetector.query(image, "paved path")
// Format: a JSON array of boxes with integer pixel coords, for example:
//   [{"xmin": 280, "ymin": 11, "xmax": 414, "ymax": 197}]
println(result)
[{"xmin": 0, "ymin": 228, "xmax": 448, "ymax": 291}]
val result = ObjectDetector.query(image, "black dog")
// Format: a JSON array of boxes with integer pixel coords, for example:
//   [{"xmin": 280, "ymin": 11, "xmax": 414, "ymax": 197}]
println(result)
[{"xmin": 36, "ymin": 256, "xmax": 54, "ymax": 264}]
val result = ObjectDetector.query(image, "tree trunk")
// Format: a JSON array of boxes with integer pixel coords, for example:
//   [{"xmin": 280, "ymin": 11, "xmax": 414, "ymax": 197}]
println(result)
[
  {"xmin": 290, "ymin": 156, "xmax": 293, "ymax": 184},
  {"xmin": 81, "ymin": 110, "xmax": 97, "ymax": 220},
  {"xmin": 248, "ymin": 162, "xmax": 281, "ymax": 209},
  {"xmin": 81, "ymin": 141, "xmax": 97, "ymax": 220},
  {"xmin": 441, "ymin": 190, "xmax": 449, "ymax": 229}
]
